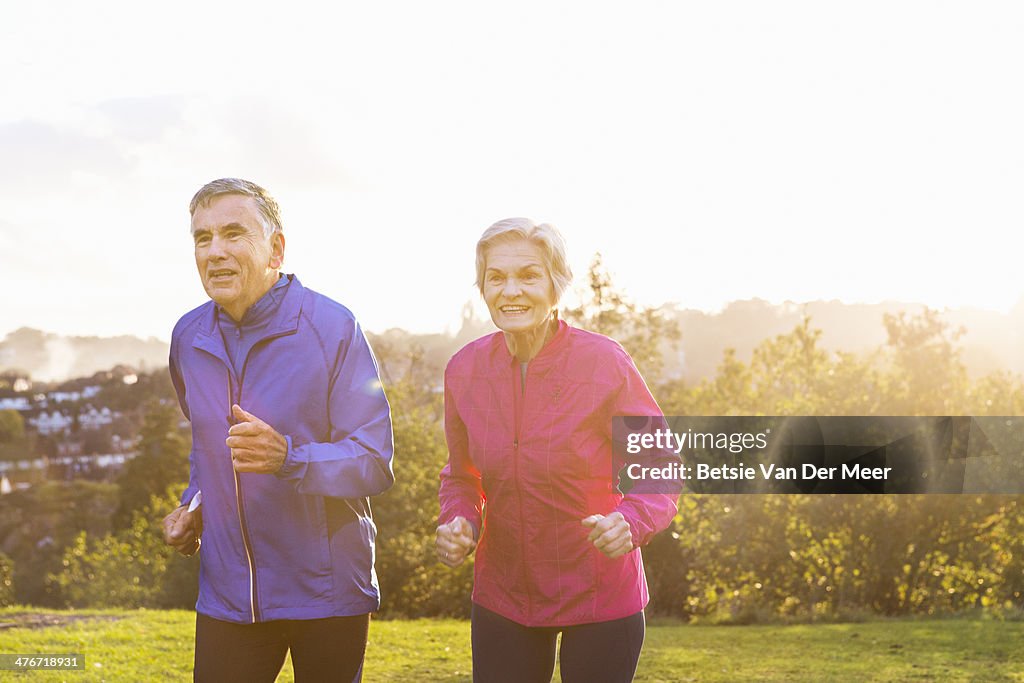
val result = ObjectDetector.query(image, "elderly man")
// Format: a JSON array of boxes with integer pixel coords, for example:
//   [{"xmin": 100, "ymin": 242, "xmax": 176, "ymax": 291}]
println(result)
[{"xmin": 161, "ymin": 178, "xmax": 394, "ymax": 682}]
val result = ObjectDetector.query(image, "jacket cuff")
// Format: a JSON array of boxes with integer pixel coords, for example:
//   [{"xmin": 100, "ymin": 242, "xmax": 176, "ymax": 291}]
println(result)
[
  {"xmin": 180, "ymin": 485, "xmax": 199, "ymax": 508},
  {"xmin": 275, "ymin": 435, "xmax": 303, "ymax": 480},
  {"xmin": 439, "ymin": 508, "xmax": 481, "ymax": 540}
]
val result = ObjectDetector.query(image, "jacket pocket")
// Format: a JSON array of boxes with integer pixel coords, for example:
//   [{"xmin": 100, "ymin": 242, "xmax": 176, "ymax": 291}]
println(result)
[{"xmin": 248, "ymin": 482, "xmax": 333, "ymax": 609}]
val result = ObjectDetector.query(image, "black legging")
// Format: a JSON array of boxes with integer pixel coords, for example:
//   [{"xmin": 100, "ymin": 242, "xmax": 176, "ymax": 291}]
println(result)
[
  {"xmin": 193, "ymin": 612, "xmax": 369, "ymax": 682},
  {"xmin": 471, "ymin": 603, "xmax": 645, "ymax": 683}
]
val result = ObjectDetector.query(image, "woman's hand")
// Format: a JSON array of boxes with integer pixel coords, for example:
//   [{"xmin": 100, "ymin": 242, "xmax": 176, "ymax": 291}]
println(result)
[
  {"xmin": 436, "ymin": 516, "xmax": 477, "ymax": 567},
  {"xmin": 582, "ymin": 512, "xmax": 633, "ymax": 559}
]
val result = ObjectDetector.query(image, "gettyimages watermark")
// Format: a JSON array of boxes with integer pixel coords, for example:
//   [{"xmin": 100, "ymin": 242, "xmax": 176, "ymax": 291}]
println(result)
[{"xmin": 613, "ymin": 416, "xmax": 1024, "ymax": 494}]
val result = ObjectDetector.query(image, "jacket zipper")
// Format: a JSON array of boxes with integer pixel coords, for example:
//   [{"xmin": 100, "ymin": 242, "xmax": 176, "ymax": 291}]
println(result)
[
  {"xmin": 227, "ymin": 372, "xmax": 261, "ymax": 623},
  {"xmin": 512, "ymin": 362, "xmax": 534, "ymax": 621}
]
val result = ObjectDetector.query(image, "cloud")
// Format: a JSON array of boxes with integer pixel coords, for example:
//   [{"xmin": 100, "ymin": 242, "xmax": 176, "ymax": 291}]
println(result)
[
  {"xmin": 214, "ymin": 95, "xmax": 354, "ymax": 187},
  {"xmin": 95, "ymin": 95, "xmax": 186, "ymax": 143},
  {"xmin": 0, "ymin": 120, "xmax": 132, "ymax": 188},
  {"xmin": 0, "ymin": 95, "xmax": 189, "ymax": 194}
]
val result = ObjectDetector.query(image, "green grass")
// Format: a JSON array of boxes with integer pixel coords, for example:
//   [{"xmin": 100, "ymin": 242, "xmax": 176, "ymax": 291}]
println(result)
[{"xmin": 1, "ymin": 608, "xmax": 1023, "ymax": 681}]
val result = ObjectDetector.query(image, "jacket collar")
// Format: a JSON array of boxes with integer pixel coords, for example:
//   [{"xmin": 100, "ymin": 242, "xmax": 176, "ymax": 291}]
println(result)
[
  {"xmin": 191, "ymin": 274, "xmax": 304, "ymax": 362},
  {"xmin": 493, "ymin": 318, "xmax": 572, "ymax": 371},
  {"xmin": 218, "ymin": 274, "xmax": 290, "ymax": 330}
]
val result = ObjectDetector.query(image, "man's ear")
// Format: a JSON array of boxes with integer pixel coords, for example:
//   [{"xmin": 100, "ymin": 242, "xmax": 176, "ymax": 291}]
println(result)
[{"xmin": 269, "ymin": 232, "xmax": 286, "ymax": 269}]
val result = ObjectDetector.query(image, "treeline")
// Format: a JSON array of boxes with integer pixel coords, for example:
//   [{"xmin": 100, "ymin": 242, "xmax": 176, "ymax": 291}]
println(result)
[
  {"xmin": 372, "ymin": 281, "xmax": 1024, "ymax": 621},
  {"xmin": 2, "ymin": 260, "xmax": 1024, "ymax": 622},
  {"xmin": 578, "ymin": 262, "xmax": 1024, "ymax": 620},
  {"xmin": 0, "ymin": 404, "xmax": 198, "ymax": 609},
  {"xmin": 648, "ymin": 495, "xmax": 1024, "ymax": 621}
]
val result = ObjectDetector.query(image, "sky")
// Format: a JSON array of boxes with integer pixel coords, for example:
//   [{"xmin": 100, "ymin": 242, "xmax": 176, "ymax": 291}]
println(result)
[{"xmin": 2, "ymin": 1, "xmax": 1023, "ymax": 341}]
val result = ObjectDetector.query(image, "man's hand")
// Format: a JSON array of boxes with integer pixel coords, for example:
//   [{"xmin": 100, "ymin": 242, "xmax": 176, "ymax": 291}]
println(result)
[
  {"xmin": 436, "ymin": 516, "xmax": 477, "ymax": 568},
  {"xmin": 162, "ymin": 504, "xmax": 203, "ymax": 557},
  {"xmin": 226, "ymin": 404, "xmax": 288, "ymax": 473},
  {"xmin": 582, "ymin": 511, "xmax": 633, "ymax": 559}
]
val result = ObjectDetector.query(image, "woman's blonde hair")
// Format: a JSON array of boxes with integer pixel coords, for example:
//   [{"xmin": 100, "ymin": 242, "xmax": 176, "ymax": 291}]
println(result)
[{"xmin": 475, "ymin": 218, "xmax": 573, "ymax": 302}]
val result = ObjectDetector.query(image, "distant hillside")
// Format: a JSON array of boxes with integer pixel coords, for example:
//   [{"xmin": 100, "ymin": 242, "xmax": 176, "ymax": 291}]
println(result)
[
  {"xmin": 3, "ymin": 298, "xmax": 1023, "ymax": 384},
  {"xmin": 0, "ymin": 328, "xmax": 169, "ymax": 382},
  {"xmin": 666, "ymin": 299, "xmax": 1024, "ymax": 383}
]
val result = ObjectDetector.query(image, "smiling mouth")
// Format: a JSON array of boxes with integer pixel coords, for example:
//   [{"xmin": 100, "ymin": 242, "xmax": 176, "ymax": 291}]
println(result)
[
  {"xmin": 208, "ymin": 270, "xmax": 236, "ymax": 280},
  {"xmin": 500, "ymin": 305, "xmax": 530, "ymax": 313}
]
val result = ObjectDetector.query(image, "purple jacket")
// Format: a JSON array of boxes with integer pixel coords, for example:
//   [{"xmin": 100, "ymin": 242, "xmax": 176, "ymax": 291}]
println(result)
[{"xmin": 170, "ymin": 275, "xmax": 394, "ymax": 623}]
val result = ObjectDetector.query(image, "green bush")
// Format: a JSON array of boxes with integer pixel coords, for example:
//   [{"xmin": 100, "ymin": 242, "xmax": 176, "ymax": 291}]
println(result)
[
  {"xmin": 373, "ymin": 380, "xmax": 474, "ymax": 618},
  {"xmin": 0, "ymin": 480, "xmax": 119, "ymax": 605},
  {"xmin": 0, "ymin": 552, "xmax": 13, "ymax": 606},
  {"xmin": 48, "ymin": 488, "xmax": 197, "ymax": 609},
  {"xmin": 643, "ymin": 494, "xmax": 1024, "ymax": 622}
]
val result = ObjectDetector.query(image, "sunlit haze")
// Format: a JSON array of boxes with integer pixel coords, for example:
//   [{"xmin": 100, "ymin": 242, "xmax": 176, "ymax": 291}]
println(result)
[{"xmin": 2, "ymin": 1, "xmax": 1022, "ymax": 341}]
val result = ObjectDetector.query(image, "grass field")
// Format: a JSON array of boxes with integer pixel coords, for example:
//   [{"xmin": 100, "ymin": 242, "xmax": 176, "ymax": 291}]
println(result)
[{"xmin": 2, "ymin": 608, "xmax": 1024, "ymax": 681}]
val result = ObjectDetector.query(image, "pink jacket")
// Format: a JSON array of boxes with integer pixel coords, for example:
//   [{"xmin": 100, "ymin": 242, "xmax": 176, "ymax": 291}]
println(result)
[{"xmin": 439, "ymin": 321, "xmax": 679, "ymax": 627}]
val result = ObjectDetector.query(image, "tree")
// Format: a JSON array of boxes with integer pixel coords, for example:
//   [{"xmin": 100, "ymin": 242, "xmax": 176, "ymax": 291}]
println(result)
[
  {"xmin": 0, "ymin": 480, "xmax": 119, "ymax": 606},
  {"xmin": 0, "ymin": 409, "xmax": 28, "ymax": 461},
  {"xmin": 880, "ymin": 309, "xmax": 969, "ymax": 415},
  {"xmin": 0, "ymin": 552, "xmax": 13, "ymax": 607},
  {"xmin": 563, "ymin": 254, "xmax": 681, "ymax": 382},
  {"xmin": 113, "ymin": 401, "xmax": 190, "ymax": 528},
  {"xmin": 645, "ymin": 311, "xmax": 1024, "ymax": 621},
  {"xmin": 50, "ymin": 487, "xmax": 198, "ymax": 609},
  {"xmin": 370, "ymin": 340, "xmax": 474, "ymax": 618},
  {"xmin": 0, "ymin": 409, "xmax": 25, "ymax": 442},
  {"xmin": 661, "ymin": 316, "xmax": 882, "ymax": 416}
]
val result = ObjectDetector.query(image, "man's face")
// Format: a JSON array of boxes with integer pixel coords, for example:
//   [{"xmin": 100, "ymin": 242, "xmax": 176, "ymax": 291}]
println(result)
[{"xmin": 191, "ymin": 194, "xmax": 285, "ymax": 321}]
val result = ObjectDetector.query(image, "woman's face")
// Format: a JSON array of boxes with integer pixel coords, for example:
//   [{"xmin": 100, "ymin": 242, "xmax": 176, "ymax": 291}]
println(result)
[{"xmin": 482, "ymin": 239, "xmax": 556, "ymax": 335}]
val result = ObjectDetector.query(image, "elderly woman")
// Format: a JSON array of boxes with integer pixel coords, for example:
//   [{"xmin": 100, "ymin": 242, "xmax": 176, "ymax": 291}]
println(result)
[{"xmin": 436, "ymin": 218, "xmax": 679, "ymax": 683}]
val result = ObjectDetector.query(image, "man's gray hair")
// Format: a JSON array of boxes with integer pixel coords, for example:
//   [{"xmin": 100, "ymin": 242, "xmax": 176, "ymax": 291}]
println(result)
[
  {"xmin": 475, "ymin": 217, "xmax": 573, "ymax": 302},
  {"xmin": 189, "ymin": 178, "xmax": 283, "ymax": 238}
]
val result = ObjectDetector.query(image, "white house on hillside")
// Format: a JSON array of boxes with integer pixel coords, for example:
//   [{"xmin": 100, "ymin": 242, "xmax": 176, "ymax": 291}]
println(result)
[
  {"xmin": 29, "ymin": 411, "xmax": 73, "ymax": 435},
  {"xmin": 78, "ymin": 406, "xmax": 115, "ymax": 430},
  {"xmin": 48, "ymin": 386, "xmax": 101, "ymax": 403},
  {"xmin": 0, "ymin": 397, "xmax": 31, "ymax": 411}
]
